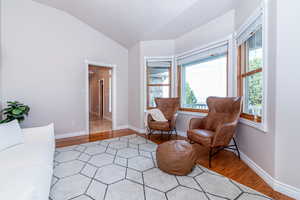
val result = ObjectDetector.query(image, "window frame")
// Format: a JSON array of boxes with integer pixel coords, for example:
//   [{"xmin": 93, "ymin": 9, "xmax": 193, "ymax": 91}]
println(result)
[
  {"xmin": 237, "ymin": 40, "xmax": 263, "ymax": 123},
  {"xmin": 177, "ymin": 52, "xmax": 229, "ymax": 113},
  {"xmin": 234, "ymin": 3, "xmax": 268, "ymax": 132},
  {"xmin": 146, "ymin": 61, "xmax": 172, "ymax": 109}
]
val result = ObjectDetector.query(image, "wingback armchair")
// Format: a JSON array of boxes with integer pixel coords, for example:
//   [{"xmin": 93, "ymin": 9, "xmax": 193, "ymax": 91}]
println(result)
[
  {"xmin": 147, "ymin": 98, "xmax": 180, "ymax": 139},
  {"xmin": 187, "ymin": 96, "xmax": 242, "ymax": 167}
]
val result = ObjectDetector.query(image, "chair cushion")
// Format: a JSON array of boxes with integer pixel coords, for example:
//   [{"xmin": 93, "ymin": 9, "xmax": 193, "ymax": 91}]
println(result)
[
  {"xmin": 155, "ymin": 98, "xmax": 179, "ymax": 120},
  {"xmin": 148, "ymin": 120, "xmax": 170, "ymax": 131},
  {"xmin": 204, "ymin": 97, "xmax": 242, "ymax": 131},
  {"xmin": 204, "ymin": 112, "xmax": 228, "ymax": 131},
  {"xmin": 187, "ymin": 129, "xmax": 215, "ymax": 147}
]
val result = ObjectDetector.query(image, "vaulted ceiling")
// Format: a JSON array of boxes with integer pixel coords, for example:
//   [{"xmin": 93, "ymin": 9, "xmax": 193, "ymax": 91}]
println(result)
[{"xmin": 34, "ymin": 0, "xmax": 236, "ymax": 48}]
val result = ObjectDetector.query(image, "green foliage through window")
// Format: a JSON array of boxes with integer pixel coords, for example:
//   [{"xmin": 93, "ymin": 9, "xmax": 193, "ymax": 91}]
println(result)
[{"xmin": 185, "ymin": 83, "xmax": 197, "ymax": 105}]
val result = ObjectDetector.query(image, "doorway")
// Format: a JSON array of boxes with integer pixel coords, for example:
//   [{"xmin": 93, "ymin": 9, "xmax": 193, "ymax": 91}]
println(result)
[{"xmin": 88, "ymin": 65, "xmax": 112, "ymax": 134}]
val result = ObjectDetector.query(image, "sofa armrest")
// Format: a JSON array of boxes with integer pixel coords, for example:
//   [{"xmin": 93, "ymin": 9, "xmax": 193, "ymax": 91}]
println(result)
[
  {"xmin": 189, "ymin": 117, "xmax": 206, "ymax": 130},
  {"xmin": 212, "ymin": 122, "xmax": 237, "ymax": 147}
]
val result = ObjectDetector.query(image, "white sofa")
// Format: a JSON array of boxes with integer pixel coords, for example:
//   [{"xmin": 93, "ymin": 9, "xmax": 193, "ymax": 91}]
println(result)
[{"xmin": 0, "ymin": 124, "xmax": 55, "ymax": 200}]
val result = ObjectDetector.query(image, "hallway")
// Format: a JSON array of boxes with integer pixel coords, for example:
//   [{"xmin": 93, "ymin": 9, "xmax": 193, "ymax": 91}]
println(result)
[
  {"xmin": 89, "ymin": 65, "xmax": 113, "ymax": 134},
  {"xmin": 89, "ymin": 115, "xmax": 112, "ymax": 133}
]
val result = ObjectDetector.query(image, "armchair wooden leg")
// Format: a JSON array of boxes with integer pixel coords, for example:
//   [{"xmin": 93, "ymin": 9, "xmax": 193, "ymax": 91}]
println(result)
[{"xmin": 233, "ymin": 138, "xmax": 241, "ymax": 159}]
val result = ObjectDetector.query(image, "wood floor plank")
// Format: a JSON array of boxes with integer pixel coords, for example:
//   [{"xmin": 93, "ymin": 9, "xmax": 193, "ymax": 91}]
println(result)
[{"xmin": 55, "ymin": 129, "xmax": 293, "ymax": 200}]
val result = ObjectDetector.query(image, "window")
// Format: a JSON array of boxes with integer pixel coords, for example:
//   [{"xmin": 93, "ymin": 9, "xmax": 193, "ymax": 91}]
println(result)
[
  {"xmin": 237, "ymin": 18, "xmax": 263, "ymax": 122},
  {"xmin": 146, "ymin": 60, "xmax": 172, "ymax": 108},
  {"xmin": 177, "ymin": 44, "xmax": 228, "ymax": 111}
]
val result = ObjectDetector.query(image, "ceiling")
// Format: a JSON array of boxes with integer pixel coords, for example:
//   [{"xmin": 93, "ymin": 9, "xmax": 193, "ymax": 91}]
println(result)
[{"xmin": 34, "ymin": 0, "xmax": 236, "ymax": 48}]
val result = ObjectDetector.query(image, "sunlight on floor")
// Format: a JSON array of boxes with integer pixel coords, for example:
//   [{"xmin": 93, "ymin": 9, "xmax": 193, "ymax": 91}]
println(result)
[{"xmin": 89, "ymin": 118, "xmax": 112, "ymax": 134}]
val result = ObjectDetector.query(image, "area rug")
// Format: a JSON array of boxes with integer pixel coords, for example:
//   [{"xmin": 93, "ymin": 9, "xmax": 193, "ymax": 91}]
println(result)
[{"xmin": 50, "ymin": 134, "xmax": 272, "ymax": 200}]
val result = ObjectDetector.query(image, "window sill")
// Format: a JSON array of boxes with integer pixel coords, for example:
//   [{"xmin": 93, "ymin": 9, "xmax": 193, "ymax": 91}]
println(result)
[
  {"xmin": 146, "ymin": 110, "xmax": 267, "ymax": 132},
  {"xmin": 178, "ymin": 111, "xmax": 268, "ymax": 132},
  {"xmin": 239, "ymin": 118, "xmax": 267, "ymax": 132},
  {"xmin": 177, "ymin": 111, "xmax": 207, "ymax": 117},
  {"xmin": 144, "ymin": 110, "xmax": 207, "ymax": 117}
]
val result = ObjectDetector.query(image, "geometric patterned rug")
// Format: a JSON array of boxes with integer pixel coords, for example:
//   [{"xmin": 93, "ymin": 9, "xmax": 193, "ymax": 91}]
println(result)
[{"xmin": 50, "ymin": 134, "xmax": 272, "ymax": 200}]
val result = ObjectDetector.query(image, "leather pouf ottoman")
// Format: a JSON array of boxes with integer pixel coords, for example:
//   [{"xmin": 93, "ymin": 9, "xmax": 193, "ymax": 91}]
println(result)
[{"xmin": 156, "ymin": 140, "xmax": 197, "ymax": 176}]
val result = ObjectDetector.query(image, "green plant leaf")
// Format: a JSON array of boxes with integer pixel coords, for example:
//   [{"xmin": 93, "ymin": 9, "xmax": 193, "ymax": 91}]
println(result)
[
  {"xmin": 1, "ymin": 101, "xmax": 30, "ymax": 124},
  {"xmin": 12, "ymin": 109, "xmax": 22, "ymax": 115}
]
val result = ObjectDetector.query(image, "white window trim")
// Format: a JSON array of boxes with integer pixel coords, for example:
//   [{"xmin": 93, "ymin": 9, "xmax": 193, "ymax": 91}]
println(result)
[
  {"xmin": 175, "ymin": 35, "xmax": 234, "ymax": 110},
  {"xmin": 143, "ymin": 36, "xmax": 234, "ymax": 115},
  {"xmin": 143, "ymin": 56, "xmax": 174, "ymax": 111},
  {"xmin": 234, "ymin": 2, "xmax": 268, "ymax": 132}
]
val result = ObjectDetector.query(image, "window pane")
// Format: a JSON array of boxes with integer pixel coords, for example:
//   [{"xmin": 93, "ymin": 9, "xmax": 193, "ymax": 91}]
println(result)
[
  {"xmin": 148, "ymin": 86, "xmax": 170, "ymax": 107},
  {"xmin": 148, "ymin": 67, "xmax": 170, "ymax": 84},
  {"xmin": 246, "ymin": 28, "xmax": 263, "ymax": 72},
  {"xmin": 244, "ymin": 72, "xmax": 263, "ymax": 116},
  {"xmin": 181, "ymin": 55, "xmax": 227, "ymax": 109}
]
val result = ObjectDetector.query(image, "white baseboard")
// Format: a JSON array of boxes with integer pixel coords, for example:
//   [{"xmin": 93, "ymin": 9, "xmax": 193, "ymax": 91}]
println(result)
[
  {"xmin": 128, "ymin": 125, "xmax": 146, "ymax": 133},
  {"xmin": 239, "ymin": 151, "xmax": 275, "ymax": 188},
  {"xmin": 240, "ymin": 151, "xmax": 300, "ymax": 199},
  {"xmin": 113, "ymin": 125, "xmax": 129, "ymax": 130},
  {"xmin": 55, "ymin": 131, "xmax": 87, "ymax": 139},
  {"xmin": 56, "ymin": 126, "xmax": 129, "ymax": 139},
  {"xmin": 56, "ymin": 125, "xmax": 132, "ymax": 139},
  {"xmin": 273, "ymin": 179, "xmax": 300, "ymax": 199}
]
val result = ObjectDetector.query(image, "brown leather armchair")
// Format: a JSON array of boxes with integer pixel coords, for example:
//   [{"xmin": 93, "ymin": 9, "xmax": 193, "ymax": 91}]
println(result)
[
  {"xmin": 147, "ymin": 98, "xmax": 180, "ymax": 139},
  {"xmin": 187, "ymin": 96, "xmax": 242, "ymax": 167}
]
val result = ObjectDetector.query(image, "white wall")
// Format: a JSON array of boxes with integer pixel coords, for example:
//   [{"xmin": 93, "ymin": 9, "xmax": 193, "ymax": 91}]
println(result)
[
  {"xmin": 128, "ymin": 40, "xmax": 175, "ymax": 130},
  {"xmin": 140, "ymin": 40, "xmax": 175, "ymax": 57},
  {"xmin": 275, "ymin": 0, "xmax": 300, "ymax": 190},
  {"xmin": 128, "ymin": 43, "xmax": 142, "ymax": 129},
  {"xmin": 234, "ymin": 0, "xmax": 276, "ymax": 177},
  {"xmin": 1, "ymin": 0, "xmax": 128, "ymax": 136},
  {"xmin": 175, "ymin": 10, "xmax": 235, "ymax": 54},
  {"xmin": 235, "ymin": 0, "xmax": 262, "ymax": 29}
]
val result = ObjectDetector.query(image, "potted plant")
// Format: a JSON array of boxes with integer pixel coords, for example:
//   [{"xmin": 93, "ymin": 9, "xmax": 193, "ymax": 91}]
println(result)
[{"xmin": 0, "ymin": 101, "xmax": 30, "ymax": 124}]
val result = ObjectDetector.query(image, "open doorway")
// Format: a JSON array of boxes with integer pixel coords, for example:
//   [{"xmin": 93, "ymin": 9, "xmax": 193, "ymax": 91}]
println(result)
[{"xmin": 88, "ymin": 65, "xmax": 112, "ymax": 134}]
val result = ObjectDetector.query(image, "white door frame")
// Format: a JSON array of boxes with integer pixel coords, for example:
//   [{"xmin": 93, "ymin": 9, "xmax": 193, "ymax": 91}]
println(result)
[{"xmin": 85, "ymin": 60, "xmax": 117, "ymax": 134}]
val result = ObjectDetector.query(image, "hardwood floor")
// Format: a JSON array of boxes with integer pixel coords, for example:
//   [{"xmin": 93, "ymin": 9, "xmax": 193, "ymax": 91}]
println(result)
[
  {"xmin": 89, "ymin": 118, "xmax": 112, "ymax": 133},
  {"xmin": 56, "ymin": 129, "xmax": 293, "ymax": 200}
]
